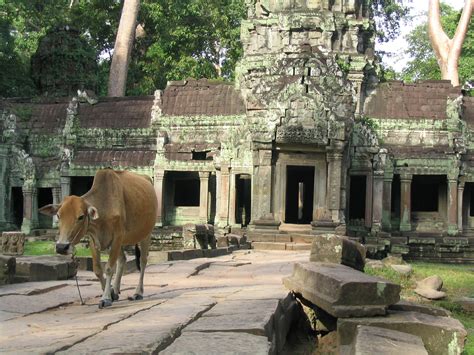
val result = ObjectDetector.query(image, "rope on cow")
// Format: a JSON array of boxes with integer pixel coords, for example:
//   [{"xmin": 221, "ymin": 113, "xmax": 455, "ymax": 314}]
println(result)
[{"xmin": 72, "ymin": 253, "xmax": 85, "ymax": 305}]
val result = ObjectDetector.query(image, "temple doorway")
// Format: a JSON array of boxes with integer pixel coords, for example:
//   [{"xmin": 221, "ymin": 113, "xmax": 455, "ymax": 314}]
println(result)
[
  {"xmin": 285, "ymin": 166, "xmax": 314, "ymax": 224},
  {"xmin": 349, "ymin": 175, "xmax": 366, "ymax": 223},
  {"xmin": 236, "ymin": 174, "xmax": 251, "ymax": 226},
  {"xmin": 38, "ymin": 188, "xmax": 53, "ymax": 228},
  {"xmin": 11, "ymin": 187, "xmax": 23, "ymax": 229},
  {"xmin": 70, "ymin": 176, "xmax": 94, "ymax": 196}
]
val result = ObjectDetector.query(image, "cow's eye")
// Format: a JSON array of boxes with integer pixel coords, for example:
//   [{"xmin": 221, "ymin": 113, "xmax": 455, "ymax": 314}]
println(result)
[
  {"xmin": 56, "ymin": 214, "xmax": 60, "ymax": 219},
  {"xmin": 78, "ymin": 215, "xmax": 85, "ymax": 221}
]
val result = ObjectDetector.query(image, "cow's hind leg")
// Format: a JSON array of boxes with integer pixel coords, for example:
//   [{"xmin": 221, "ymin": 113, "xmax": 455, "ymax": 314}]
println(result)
[
  {"xmin": 111, "ymin": 247, "xmax": 126, "ymax": 301},
  {"xmin": 99, "ymin": 236, "xmax": 121, "ymax": 309},
  {"xmin": 130, "ymin": 236, "xmax": 150, "ymax": 301}
]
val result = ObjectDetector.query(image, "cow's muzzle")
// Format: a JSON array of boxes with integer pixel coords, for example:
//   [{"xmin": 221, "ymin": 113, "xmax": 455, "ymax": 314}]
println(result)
[{"xmin": 56, "ymin": 242, "xmax": 71, "ymax": 255}]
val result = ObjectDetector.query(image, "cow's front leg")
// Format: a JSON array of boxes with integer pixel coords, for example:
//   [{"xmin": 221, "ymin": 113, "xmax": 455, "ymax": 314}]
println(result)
[
  {"xmin": 111, "ymin": 247, "xmax": 126, "ymax": 301},
  {"xmin": 99, "ymin": 238, "xmax": 121, "ymax": 309},
  {"xmin": 90, "ymin": 238, "xmax": 105, "ymax": 290}
]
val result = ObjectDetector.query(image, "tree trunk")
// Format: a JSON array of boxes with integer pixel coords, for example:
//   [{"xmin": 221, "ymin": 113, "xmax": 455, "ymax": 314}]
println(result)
[
  {"xmin": 107, "ymin": 0, "xmax": 140, "ymax": 97},
  {"xmin": 428, "ymin": 0, "xmax": 473, "ymax": 86}
]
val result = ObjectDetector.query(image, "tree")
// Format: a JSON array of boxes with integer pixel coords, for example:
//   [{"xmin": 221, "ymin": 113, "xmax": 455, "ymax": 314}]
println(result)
[
  {"xmin": 107, "ymin": 0, "xmax": 140, "ymax": 97},
  {"xmin": 403, "ymin": 3, "xmax": 474, "ymax": 84},
  {"xmin": 428, "ymin": 0, "xmax": 473, "ymax": 86}
]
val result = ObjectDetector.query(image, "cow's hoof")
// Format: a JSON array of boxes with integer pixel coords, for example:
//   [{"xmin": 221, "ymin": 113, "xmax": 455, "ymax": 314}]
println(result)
[
  {"xmin": 111, "ymin": 289, "xmax": 119, "ymax": 301},
  {"xmin": 98, "ymin": 299, "xmax": 112, "ymax": 309},
  {"xmin": 128, "ymin": 294, "xmax": 143, "ymax": 301}
]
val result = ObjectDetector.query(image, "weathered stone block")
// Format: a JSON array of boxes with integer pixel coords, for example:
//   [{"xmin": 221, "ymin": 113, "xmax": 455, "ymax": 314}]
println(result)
[
  {"xmin": 1, "ymin": 232, "xmax": 26, "ymax": 255},
  {"xmin": 389, "ymin": 300, "xmax": 451, "ymax": 317},
  {"xmin": 337, "ymin": 311, "xmax": 467, "ymax": 355},
  {"xmin": 15, "ymin": 256, "xmax": 76, "ymax": 281},
  {"xmin": 283, "ymin": 262, "xmax": 400, "ymax": 317},
  {"xmin": 309, "ymin": 234, "xmax": 365, "ymax": 271},
  {"xmin": 0, "ymin": 255, "xmax": 16, "ymax": 285},
  {"xmin": 347, "ymin": 325, "xmax": 428, "ymax": 355}
]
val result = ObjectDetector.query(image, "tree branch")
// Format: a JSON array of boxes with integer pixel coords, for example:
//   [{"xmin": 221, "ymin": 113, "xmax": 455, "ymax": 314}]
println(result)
[
  {"xmin": 450, "ymin": 0, "xmax": 473, "ymax": 59},
  {"xmin": 428, "ymin": 0, "xmax": 450, "ymax": 61}
]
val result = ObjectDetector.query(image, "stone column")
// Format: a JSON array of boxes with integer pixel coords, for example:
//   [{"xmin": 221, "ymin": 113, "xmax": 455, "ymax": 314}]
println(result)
[
  {"xmin": 399, "ymin": 173, "xmax": 412, "ymax": 232},
  {"xmin": 371, "ymin": 172, "xmax": 384, "ymax": 233},
  {"xmin": 52, "ymin": 187, "xmax": 62, "ymax": 227},
  {"xmin": 199, "ymin": 171, "xmax": 210, "ymax": 224},
  {"xmin": 457, "ymin": 180, "xmax": 465, "ymax": 234},
  {"xmin": 216, "ymin": 165, "xmax": 230, "ymax": 228},
  {"xmin": 365, "ymin": 174, "xmax": 373, "ymax": 229},
  {"xmin": 313, "ymin": 161, "xmax": 329, "ymax": 221},
  {"xmin": 447, "ymin": 177, "xmax": 458, "ymax": 236},
  {"xmin": 327, "ymin": 151, "xmax": 343, "ymax": 223},
  {"xmin": 154, "ymin": 170, "xmax": 165, "ymax": 227},
  {"xmin": 382, "ymin": 176, "xmax": 393, "ymax": 231},
  {"xmin": 0, "ymin": 146, "xmax": 8, "ymax": 228},
  {"xmin": 60, "ymin": 176, "xmax": 71, "ymax": 200},
  {"xmin": 228, "ymin": 173, "xmax": 237, "ymax": 226},
  {"xmin": 21, "ymin": 186, "xmax": 38, "ymax": 234}
]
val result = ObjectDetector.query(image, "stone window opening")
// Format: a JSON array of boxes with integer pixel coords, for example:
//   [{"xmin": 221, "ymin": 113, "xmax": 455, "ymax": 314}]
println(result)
[
  {"xmin": 70, "ymin": 176, "xmax": 94, "ymax": 196},
  {"xmin": 411, "ymin": 175, "xmax": 444, "ymax": 213},
  {"xmin": 285, "ymin": 166, "xmax": 314, "ymax": 224},
  {"xmin": 11, "ymin": 187, "xmax": 23, "ymax": 229},
  {"xmin": 192, "ymin": 150, "xmax": 209, "ymax": 161},
  {"xmin": 349, "ymin": 175, "xmax": 366, "ymax": 222},
  {"xmin": 174, "ymin": 177, "xmax": 200, "ymax": 207},
  {"xmin": 38, "ymin": 188, "xmax": 53, "ymax": 228}
]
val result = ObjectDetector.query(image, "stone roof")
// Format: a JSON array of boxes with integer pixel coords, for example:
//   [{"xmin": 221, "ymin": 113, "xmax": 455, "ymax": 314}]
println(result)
[
  {"xmin": 161, "ymin": 79, "xmax": 245, "ymax": 116},
  {"xmin": 78, "ymin": 96, "xmax": 154, "ymax": 129},
  {"xmin": 365, "ymin": 81, "xmax": 461, "ymax": 120},
  {"xmin": 73, "ymin": 150, "xmax": 155, "ymax": 167}
]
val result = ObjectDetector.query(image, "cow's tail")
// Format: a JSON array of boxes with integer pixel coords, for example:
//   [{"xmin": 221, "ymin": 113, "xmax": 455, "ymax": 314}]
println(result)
[{"xmin": 135, "ymin": 245, "xmax": 141, "ymax": 271}]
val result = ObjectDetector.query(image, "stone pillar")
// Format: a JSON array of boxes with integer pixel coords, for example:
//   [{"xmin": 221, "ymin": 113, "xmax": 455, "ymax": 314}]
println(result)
[
  {"xmin": 457, "ymin": 180, "xmax": 465, "ymax": 234},
  {"xmin": 365, "ymin": 174, "xmax": 373, "ymax": 229},
  {"xmin": 399, "ymin": 173, "xmax": 412, "ymax": 232},
  {"xmin": 313, "ymin": 161, "xmax": 329, "ymax": 222},
  {"xmin": 371, "ymin": 173, "xmax": 384, "ymax": 233},
  {"xmin": 447, "ymin": 177, "xmax": 458, "ymax": 236},
  {"xmin": 21, "ymin": 186, "xmax": 38, "ymax": 235},
  {"xmin": 327, "ymin": 150, "xmax": 343, "ymax": 223},
  {"xmin": 199, "ymin": 171, "xmax": 210, "ymax": 224},
  {"xmin": 251, "ymin": 148, "xmax": 278, "ymax": 228},
  {"xmin": 52, "ymin": 187, "xmax": 62, "ymax": 228},
  {"xmin": 382, "ymin": 176, "xmax": 393, "ymax": 231},
  {"xmin": 228, "ymin": 173, "xmax": 237, "ymax": 226},
  {"xmin": 216, "ymin": 165, "xmax": 230, "ymax": 228},
  {"xmin": 60, "ymin": 176, "xmax": 71, "ymax": 200},
  {"xmin": 0, "ymin": 146, "xmax": 8, "ymax": 228},
  {"xmin": 154, "ymin": 170, "xmax": 165, "ymax": 227}
]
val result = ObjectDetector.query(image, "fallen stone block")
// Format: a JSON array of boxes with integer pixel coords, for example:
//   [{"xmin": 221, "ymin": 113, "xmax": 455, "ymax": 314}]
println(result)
[
  {"xmin": 391, "ymin": 264, "xmax": 413, "ymax": 275},
  {"xmin": 417, "ymin": 275, "xmax": 443, "ymax": 291},
  {"xmin": 161, "ymin": 331, "xmax": 271, "ymax": 355},
  {"xmin": 15, "ymin": 256, "xmax": 76, "ymax": 282},
  {"xmin": 283, "ymin": 262, "xmax": 400, "ymax": 317},
  {"xmin": 1, "ymin": 232, "xmax": 25, "ymax": 255},
  {"xmin": 346, "ymin": 325, "xmax": 428, "ymax": 355},
  {"xmin": 0, "ymin": 255, "xmax": 16, "ymax": 285},
  {"xmin": 389, "ymin": 300, "xmax": 451, "ymax": 317},
  {"xmin": 382, "ymin": 255, "xmax": 406, "ymax": 266},
  {"xmin": 414, "ymin": 287, "xmax": 446, "ymax": 300},
  {"xmin": 309, "ymin": 234, "xmax": 366, "ymax": 271},
  {"xmin": 454, "ymin": 297, "xmax": 474, "ymax": 313},
  {"xmin": 337, "ymin": 311, "xmax": 467, "ymax": 355},
  {"xmin": 365, "ymin": 259, "xmax": 384, "ymax": 269}
]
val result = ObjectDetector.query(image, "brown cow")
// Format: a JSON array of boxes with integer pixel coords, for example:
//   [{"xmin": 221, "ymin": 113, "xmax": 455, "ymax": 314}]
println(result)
[{"xmin": 39, "ymin": 169, "xmax": 157, "ymax": 308}]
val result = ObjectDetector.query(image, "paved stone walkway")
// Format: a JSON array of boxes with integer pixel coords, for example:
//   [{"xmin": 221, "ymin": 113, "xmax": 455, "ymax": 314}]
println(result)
[{"xmin": 0, "ymin": 250, "xmax": 308, "ymax": 354}]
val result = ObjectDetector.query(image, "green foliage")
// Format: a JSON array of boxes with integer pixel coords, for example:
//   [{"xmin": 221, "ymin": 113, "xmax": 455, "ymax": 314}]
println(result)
[
  {"xmin": 402, "ymin": 3, "xmax": 474, "ymax": 84},
  {"xmin": 370, "ymin": 0, "xmax": 412, "ymax": 42}
]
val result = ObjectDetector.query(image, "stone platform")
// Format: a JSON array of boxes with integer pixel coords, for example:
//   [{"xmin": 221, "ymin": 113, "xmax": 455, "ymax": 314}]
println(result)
[{"xmin": 0, "ymin": 250, "xmax": 308, "ymax": 354}]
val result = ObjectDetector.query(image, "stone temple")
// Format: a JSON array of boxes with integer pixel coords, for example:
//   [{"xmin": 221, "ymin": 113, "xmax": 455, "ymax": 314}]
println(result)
[{"xmin": 1, "ymin": 0, "xmax": 474, "ymax": 262}]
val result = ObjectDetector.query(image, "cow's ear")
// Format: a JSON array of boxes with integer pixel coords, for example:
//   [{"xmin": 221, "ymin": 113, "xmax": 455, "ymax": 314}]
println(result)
[
  {"xmin": 87, "ymin": 206, "xmax": 99, "ymax": 220},
  {"xmin": 39, "ymin": 204, "xmax": 60, "ymax": 216}
]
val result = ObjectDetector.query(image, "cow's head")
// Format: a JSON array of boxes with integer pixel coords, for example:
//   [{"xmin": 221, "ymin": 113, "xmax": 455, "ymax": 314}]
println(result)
[{"xmin": 39, "ymin": 196, "xmax": 99, "ymax": 255}]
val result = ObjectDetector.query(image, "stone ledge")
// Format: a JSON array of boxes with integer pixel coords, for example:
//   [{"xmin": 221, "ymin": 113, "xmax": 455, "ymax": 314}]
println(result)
[{"xmin": 148, "ymin": 247, "xmax": 234, "ymax": 264}]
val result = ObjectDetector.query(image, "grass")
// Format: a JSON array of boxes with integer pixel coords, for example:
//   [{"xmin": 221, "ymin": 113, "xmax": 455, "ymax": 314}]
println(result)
[
  {"xmin": 366, "ymin": 262, "xmax": 474, "ymax": 354},
  {"xmin": 24, "ymin": 240, "xmax": 96, "ymax": 258}
]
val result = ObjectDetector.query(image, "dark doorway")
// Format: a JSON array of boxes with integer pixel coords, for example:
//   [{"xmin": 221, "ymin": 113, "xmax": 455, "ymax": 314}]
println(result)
[
  {"xmin": 169, "ymin": 172, "xmax": 200, "ymax": 207},
  {"xmin": 71, "ymin": 176, "xmax": 94, "ymax": 196},
  {"xmin": 411, "ymin": 175, "xmax": 443, "ymax": 212},
  {"xmin": 349, "ymin": 175, "xmax": 366, "ymax": 220},
  {"xmin": 285, "ymin": 166, "xmax": 314, "ymax": 224},
  {"xmin": 38, "ymin": 188, "xmax": 53, "ymax": 228},
  {"xmin": 236, "ymin": 174, "xmax": 251, "ymax": 226},
  {"xmin": 11, "ymin": 187, "xmax": 23, "ymax": 229}
]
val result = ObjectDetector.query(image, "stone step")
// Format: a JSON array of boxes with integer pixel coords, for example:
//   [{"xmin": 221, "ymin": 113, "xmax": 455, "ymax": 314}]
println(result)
[
  {"xmin": 247, "ymin": 233, "xmax": 291, "ymax": 243},
  {"xmin": 251, "ymin": 242, "xmax": 311, "ymax": 251},
  {"xmin": 15, "ymin": 255, "xmax": 76, "ymax": 282}
]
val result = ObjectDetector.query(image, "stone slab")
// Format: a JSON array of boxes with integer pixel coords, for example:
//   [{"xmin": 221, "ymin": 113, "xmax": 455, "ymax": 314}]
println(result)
[
  {"xmin": 15, "ymin": 255, "xmax": 76, "ymax": 281},
  {"xmin": 346, "ymin": 325, "xmax": 428, "ymax": 355},
  {"xmin": 283, "ymin": 262, "xmax": 400, "ymax": 317},
  {"xmin": 161, "ymin": 331, "xmax": 271, "ymax": 355},
  {"xmin": 1, "ymin": 232, "xmax": 25, "ymax": 255},
  {"xmin": 337, "ymin": 311, "xmax": 467, "ymax": 355},
  {"xmin": 252, "ymin": 242, "xmax": 287, "ymax": 250},
  {"xmin": 414, "ymin": 288, "xmax": 446, "ymax": 300},
  {"xmin": 389, "ymin": 300, "xmax": 451, "ymax": 317},
  {"xmin": 454, "ymin": 297, "xmax": 474, "ymax": 313},
  {"xmin": 309, "ymin": 234, "xmax": 366, "ymax": 271}
]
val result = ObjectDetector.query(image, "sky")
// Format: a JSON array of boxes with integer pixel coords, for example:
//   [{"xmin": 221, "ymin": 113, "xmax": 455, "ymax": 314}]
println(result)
[{"xmin": 378, "ymin": 0, "xmax": 465, "ymax": 71}]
